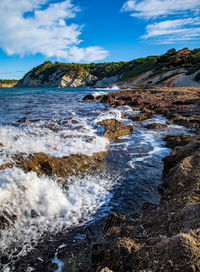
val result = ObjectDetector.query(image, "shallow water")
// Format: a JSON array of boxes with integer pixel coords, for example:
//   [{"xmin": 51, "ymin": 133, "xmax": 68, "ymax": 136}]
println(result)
[{"xmin": 0, "ymin": 87, "xmax": 188, "ymax": 271}]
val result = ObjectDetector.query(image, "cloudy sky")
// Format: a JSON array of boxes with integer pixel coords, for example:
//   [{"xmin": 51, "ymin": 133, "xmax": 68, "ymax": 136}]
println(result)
[{"xmin": 0, "ymin": 0, "xmax": 200, "ymax": 79}]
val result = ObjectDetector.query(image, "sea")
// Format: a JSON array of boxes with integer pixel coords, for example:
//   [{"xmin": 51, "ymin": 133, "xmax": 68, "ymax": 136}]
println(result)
[{"xmin": 0, "ymin": 87, "xmax": 188, "ymax": 271}]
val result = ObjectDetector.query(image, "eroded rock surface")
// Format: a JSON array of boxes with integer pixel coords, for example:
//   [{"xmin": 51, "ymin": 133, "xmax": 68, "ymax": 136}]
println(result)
[
  {"xmin": 81, "ymin": 87, "xmax": 200, "ymax": 271},
  {"xmin": 88, "ymin": 135, "xmax": 200, "ymax": 272},
  {"xmin": 145, "ymin": 123, "xmax": 168, "ymax": 130},
  {"xmin": 0, "ymin": 152, "xmax": 106, "ymax": 180},
  {"xmin": 98, "ymin": 119, "xmax": 133, "ymax": 140}
]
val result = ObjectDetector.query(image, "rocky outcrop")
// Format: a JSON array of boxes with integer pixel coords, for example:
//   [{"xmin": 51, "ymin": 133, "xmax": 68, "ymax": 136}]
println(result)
[
  {"xmin": 164, "ymin": 134, "xmax": 200, "ymax": 149},
  {"xmin": 86, "ymin": 86, "xmax": 200, "ymax": 133},
  {"xmin": 129, "ymin": 112, "xmax": 153, "ymax": 121},
  {"xmin": 94, "ymin": 76, "xmax": 119, "ymax": 88},
  {"xmin": 17, "ymin": 71, "xmax": 99, "ymax": 88},
  {"xmin": 118, "ymin": 69, "xmax": 200, "ymax": 88},
  {"xmin": 145, "ymin": 123, "xmax": 168, "ymax": 129},
  {"xmin": 98, "ymin": 119, "xmax": 133, "ymax": 140},
  {"xmin": 80, "ymin": 86, "xmax": 200, "ymax": 271},
  {"xmin": 88, "ymin": 136, "xmax": 200, "ymax": 272},
  {"xmin": 0, "ymin": 152, "xmax": 106, "ymax": 181}
]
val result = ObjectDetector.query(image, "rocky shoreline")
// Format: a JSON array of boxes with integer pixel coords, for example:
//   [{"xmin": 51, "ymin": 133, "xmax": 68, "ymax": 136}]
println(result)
[
  {"xmin": 81, "ymin": 86, "xmax": 200, "ymax": 271},
  {"xmin": 1, "ymin": 86, "xmax": 200, "ymax": 271}
]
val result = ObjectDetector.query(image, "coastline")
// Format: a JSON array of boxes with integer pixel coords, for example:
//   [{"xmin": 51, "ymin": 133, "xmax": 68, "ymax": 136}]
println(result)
[
  {"xmin": 82, "ymin": 86, "xmax": 200, "ymax": 272},
  {"xmin": 1, "ymin": 86, "xmax": 200, "ymax": 271},
  {"xmin": 61, "ymin": 86, "xmax": 200, "ymax": 271}
]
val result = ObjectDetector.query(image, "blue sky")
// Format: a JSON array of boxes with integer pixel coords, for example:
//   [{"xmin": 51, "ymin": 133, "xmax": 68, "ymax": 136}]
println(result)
[{"xmin": 0, "ymin": 0, "xmax": 200, "ymax": 79}]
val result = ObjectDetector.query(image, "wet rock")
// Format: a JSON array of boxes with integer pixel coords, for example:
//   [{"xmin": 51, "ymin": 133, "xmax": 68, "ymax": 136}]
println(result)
[
  {"xmin": 168, "ymin": 114, "xmax": 200, "ymax": 131},
  {"xmin": 1, "ymin": 152, "xmax": 106, "ymax": 181},
  {"xmin": 101, "ymin": 95, "xmax": 116, "ymax": 104},
  {"xmin": 114, "ymin": 99, "xmax": 125, "ymax": 107},
  {"xmin": 151, "ymin": 232, "xmax": 200, "ymax": 271},
  {"xmin": 163, "ymin": 150, "xmax": 200, "ymax": 198},
  {"xmin": 104, "ymin": 213, "xmax": 126, "ymax": 233},
  {"xmin": 164, "ymin": 134, "xmax": 200, "ymax": 149},
  {"xmin": 163, "ymin": 140, "xmax": 200, "ymax": 176},
  {"xmin": 81, "ymin": 87, "xmax": 200, "ymax": 272},
  {"xmin": 98, "ymin": 119, "xmax": 133, "ymax": 140},
  {"xmin": 17, "ymin": 117, "xmax": 31, "ymax": 123},
  {"xmin": 83, "ymin": 94, "xmax": 95, "ymax": 101},
  {"xmin": 98, "ymin": 268, "xmax": 113, "ymax": 272},
  {"xmin": 145, "ymin": 123, "xmax": 168, "ymax": 129},
  {"xmin": 130, "ymin": 112, "xmax": 153, "ymax": 121},
  {"xmin": 121, "ymin": 112, "xmax": 127, "ymax": 118}
]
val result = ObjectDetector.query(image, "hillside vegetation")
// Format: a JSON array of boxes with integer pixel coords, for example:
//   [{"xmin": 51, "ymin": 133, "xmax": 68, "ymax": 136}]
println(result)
[
  {"xmin": 18, "ymin": 48, "xmax": 200, "ymax": 87},
  {"xmin": 0, "ymin": 79, "xmax": 18, "ymax": 84}
]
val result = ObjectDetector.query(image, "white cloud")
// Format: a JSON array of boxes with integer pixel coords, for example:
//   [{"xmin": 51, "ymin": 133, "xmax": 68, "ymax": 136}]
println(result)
[
  {"xmin": 121, "ymin": 0, "xmax": 200, "ymax": 18},
  {"xmin": 142, "ymin": 18, "xmax": 200, "ymax": 39},
  {"xmin": 121, "ymin": 0, "xmax": 200, "ymax": 43},
  {"xmin": 121, "ymin": 0, "xmax": 136, "ymax": 12},
  {"xmin": 0, "ymin": 0, "xmax": 108, "ymax": 62}
]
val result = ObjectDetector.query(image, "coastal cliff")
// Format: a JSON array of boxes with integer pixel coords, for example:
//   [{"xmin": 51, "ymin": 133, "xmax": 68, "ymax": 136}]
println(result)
[{"xmin": 17, "ymin": 48, "xmax": 200, "ymax": 88}]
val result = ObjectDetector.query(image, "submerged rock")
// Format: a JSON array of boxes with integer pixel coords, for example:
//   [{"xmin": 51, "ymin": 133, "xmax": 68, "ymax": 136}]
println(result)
[{"xmin": 98, "ymin": 119, "xmax": 133, "ymax": 140}]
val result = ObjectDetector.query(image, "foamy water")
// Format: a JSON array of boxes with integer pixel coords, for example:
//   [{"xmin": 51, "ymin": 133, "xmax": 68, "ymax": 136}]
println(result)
[
  {"xmin": 0, "ymin": 121, "xmax": 109, "ymax": 162},
  {"xmin": 0, "ymin": 167, "xmax": 116, "ymax": 267}
]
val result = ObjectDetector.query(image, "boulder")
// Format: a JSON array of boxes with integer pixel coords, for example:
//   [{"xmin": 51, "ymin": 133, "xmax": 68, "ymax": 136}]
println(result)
[
  {"xmin": 83, "ymin": 94, "xmax": 95, "ymax": 101},
  {"xmin": 163, "ymin": 140, "xmax": 200, "ymax": 176},
  {"xmin": 145, "ymin": 123, "xmax": 168, "ymax": 129},
  {"xmin": 164, "ymin": 134, "xmax": 200, "ymax": 149},
  {"xmin": 98, "ymin": 119, "xmax": 133, "ymax": 140},
  {"xmin": 130, "ymin": 112, "xmax": 153, "ymax": 122}
]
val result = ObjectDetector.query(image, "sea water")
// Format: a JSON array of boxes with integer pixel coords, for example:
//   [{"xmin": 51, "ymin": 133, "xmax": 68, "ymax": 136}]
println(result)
[{"xmin": 0, "ymin": 87, "xmax": 188, "ymax": 270}]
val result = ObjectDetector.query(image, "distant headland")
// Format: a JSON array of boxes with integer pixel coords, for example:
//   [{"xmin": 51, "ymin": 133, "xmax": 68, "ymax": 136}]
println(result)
[{"xmin": 2, "ymin": 48, "xmax": 200, "ymax": 88}]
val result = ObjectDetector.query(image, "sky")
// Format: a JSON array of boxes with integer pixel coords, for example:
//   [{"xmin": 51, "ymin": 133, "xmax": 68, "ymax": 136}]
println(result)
[{"xmin": 0, "ymin": 0, "xmax": 200, "ymax": 79}]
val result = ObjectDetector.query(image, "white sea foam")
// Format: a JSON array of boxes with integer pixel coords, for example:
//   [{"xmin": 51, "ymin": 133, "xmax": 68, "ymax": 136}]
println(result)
[
  {"xmin": 0, "ymin": 167, "xmax": 116, "ymax": 264},
  {"xmin": 0, "ymin": 122, "xmax": 109, "ymax": 161},
  {"xmin": 94, "ymin": 85, "xmax": 119, "ymax": 91},
  {"xmin": 95, "ymin": 108, "xmax": 123, "ymax": 123},
  {"xmin": 91, "ymin": 91, "xmax": 107, "ymax": 97}
]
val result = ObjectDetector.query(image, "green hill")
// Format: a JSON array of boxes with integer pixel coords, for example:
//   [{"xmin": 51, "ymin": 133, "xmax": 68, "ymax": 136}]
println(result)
[{"xmin": 17, "ymin": 48, "xmax": 200, "ymax": 87}]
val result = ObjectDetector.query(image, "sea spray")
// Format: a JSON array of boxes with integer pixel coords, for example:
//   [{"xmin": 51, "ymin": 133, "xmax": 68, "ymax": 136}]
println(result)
[
  {"xmin": 0, "ymin": 167, "xmax": 117, "ymax": 265},
  {"xmin": 0, "ymin": 121, "xmax": 109, "ymax": 160}
]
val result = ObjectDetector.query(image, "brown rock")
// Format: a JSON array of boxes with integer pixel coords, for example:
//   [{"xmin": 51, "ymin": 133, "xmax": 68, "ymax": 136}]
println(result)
[
  {"xmin": 83, "ymin": 94, "xmax": 95, "ymax": 101},
  {"xmin": 1, "ymin": 152, "xmax": 106, "ymax": 181},
  {"xmin": 130, "ymin": 112, "xmax": 153, "ymax": 121},
  {"xmin": 100, "ymin": 95, "xmax": 116, "ymax": 104},
  {"xmin": 17, "ymin": 117, "xmax": 31, "ymax": 123},
  {"xmin": 145, "ymin": 123, "xmax": 168, "ymax": 129},
  {"xmin": 164, "ymin": 134, "xmax": 200, "ymax": 149},
  {"xmin": 98, "ymin": 268, "xmax": 113, "ymax": 272},
  {"xmin": 104, "ymin": 213, "xmax": 126, "ymax": 233},
  {"xmin": 163, "ymin": 140, "xmax": 200, "ymax": 176},
  {"xmin": 98, "ymin": 119, "xmax": 133, "ymax": 140}
]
